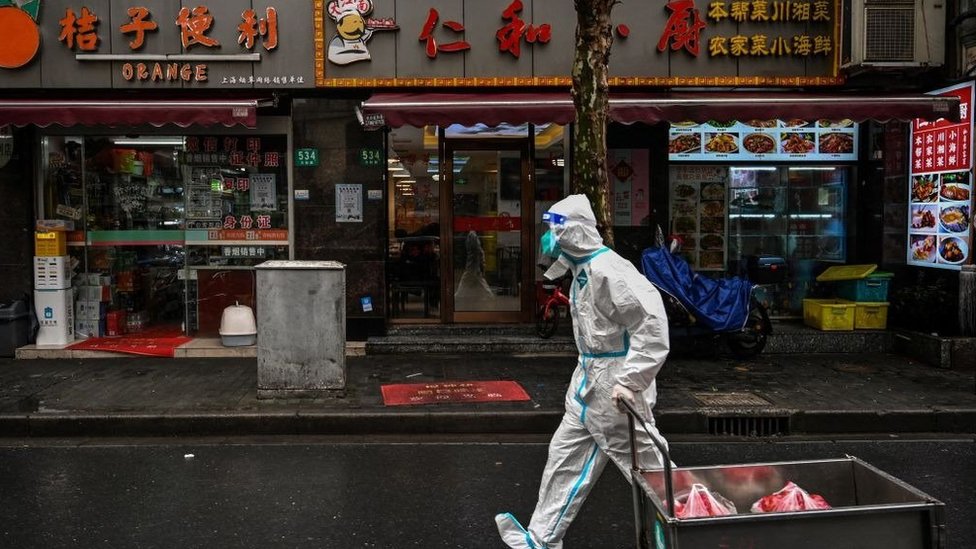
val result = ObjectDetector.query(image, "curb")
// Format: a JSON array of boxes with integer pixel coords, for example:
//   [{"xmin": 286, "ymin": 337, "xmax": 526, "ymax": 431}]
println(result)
[{"xmin": 1, "ymin": 408, "xmax": 973, "ymax": 438}]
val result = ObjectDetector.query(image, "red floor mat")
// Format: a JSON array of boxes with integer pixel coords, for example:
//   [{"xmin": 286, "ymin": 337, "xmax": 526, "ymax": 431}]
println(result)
[
  {"xmin": 66, "ymin": 326, "xmax": 192, "ymax": 357},
  {"xmin": 381, "ymin": 380, "xmax": 531, "ymax": 406}
]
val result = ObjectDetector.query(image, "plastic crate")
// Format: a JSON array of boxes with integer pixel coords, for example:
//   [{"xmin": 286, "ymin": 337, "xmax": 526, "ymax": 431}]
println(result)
[
  {"xmin": 816, "ymin": 264, "xmax": 877, "ymax": 282},
  {"xmin": 803, "ymin": 298, "xmax": 856, "ymax": 331},
  {"xmin": 853, "ymin": 301, "xmax": 889, "ymax": 330},
  {"xmin": 836, "ymin": 272, "xmax": 893, "ymax": 302},
  {"xmin": 34, "ymin": 256, "xmax": 72, "ymax": 290},
  {"xmin": 35, "ymin": 231, "xmax": 67, "ymax": 256}
]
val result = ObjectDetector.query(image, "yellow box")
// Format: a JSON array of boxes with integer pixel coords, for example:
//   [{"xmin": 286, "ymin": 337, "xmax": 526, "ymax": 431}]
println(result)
[
  {"xmin": 35, "ymin": 231, "xmax": 67, "ymax": 256},
  {"xmin": 816, "ymin": 264, "xmax": 877, "ymax": 282},
  {"xmin": 803, "ymin": 299, "xmax": 856, "ymax": 331},
  {"xmin": 853, "ymin": 301, "xmax": 889, "ymax": 330}
]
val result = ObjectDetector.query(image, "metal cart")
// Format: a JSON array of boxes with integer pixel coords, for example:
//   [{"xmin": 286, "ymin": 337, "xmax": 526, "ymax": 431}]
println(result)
[{"xmin": 622, "ymin": 401, "xmax": 946, "ymax": 549}]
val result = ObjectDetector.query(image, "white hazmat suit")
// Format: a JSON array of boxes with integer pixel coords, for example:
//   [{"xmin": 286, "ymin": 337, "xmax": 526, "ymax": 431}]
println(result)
[{"xmin": 496, "ymin": 194, "xmax": 671, "ymax": 549}]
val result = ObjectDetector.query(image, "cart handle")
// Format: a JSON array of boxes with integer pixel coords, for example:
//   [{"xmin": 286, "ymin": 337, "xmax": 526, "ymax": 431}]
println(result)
[{"xmin": 620, "ymin": 399, "xmax": 675, "ymax": 519}]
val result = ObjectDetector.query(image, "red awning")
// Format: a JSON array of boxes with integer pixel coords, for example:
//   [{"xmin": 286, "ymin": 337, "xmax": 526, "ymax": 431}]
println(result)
[
  {"xmin": 362, "ymin": 92, "xmax": 960, "ymax": 128},
  {"xmin": 0, "ymin": 99, "xmax": 260, "ymax": 128}
]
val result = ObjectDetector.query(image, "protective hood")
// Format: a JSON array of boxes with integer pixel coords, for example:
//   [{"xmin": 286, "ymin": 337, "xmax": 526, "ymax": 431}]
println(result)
[{"xmin": 549, "ymin": 194, "xmax": 604, "ymax": 257}]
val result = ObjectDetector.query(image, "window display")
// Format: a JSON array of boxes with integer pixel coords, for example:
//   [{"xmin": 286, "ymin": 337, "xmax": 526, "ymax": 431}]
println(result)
[{"xmin": 39, "ymin": 132, "xmax": 289, "ymax": 339}]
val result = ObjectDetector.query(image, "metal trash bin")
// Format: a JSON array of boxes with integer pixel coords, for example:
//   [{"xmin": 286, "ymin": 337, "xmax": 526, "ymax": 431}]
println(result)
[
  {"xmin": 255, "ymin": 260, "xmax": 346, "ymax": 398},
  {"xmin": 0, "ymin": 299, "xmax": 30, "ymax": 357}
]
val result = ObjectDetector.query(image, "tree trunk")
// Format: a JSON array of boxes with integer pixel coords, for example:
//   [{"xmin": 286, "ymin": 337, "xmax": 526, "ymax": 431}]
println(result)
[{"xmin": 572, "ymin": 0, "xmax": 615, "ymax": 247}]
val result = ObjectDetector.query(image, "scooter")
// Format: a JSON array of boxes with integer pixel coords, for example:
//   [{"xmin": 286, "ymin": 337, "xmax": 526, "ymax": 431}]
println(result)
[{"xmin": 639, "ymin": 244, "xmax": 773, "ymax": 359}]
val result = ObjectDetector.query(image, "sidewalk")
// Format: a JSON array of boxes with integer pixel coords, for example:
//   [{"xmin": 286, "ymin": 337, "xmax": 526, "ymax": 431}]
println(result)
[{"xmin": 0, "ymin": 350, "xmax": 973, "ymax": 437}]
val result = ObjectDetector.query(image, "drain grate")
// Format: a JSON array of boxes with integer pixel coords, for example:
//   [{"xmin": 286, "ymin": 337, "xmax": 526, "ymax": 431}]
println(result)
[
  {"xmin": 708, "ymin": 415, "xmax": 790, "ymax": 437},
  {"xmin": 693, "ymin": 392, "xmax": 771, "ymax": 407}
]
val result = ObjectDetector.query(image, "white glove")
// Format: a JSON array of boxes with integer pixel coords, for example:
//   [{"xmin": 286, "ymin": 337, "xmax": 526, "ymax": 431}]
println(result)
[{"xmin": 611, "ymin": 384, "xmax": 637, "ymax": 413}]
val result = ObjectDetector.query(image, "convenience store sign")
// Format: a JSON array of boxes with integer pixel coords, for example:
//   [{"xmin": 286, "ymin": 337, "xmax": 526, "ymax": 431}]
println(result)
[
  {"xmin": 907, "ymin": 82, "xmax": 974, "ymax": 271},
  {"xmin": 669, "ymin": 119, "xmax": 857, "ymax": 162}
]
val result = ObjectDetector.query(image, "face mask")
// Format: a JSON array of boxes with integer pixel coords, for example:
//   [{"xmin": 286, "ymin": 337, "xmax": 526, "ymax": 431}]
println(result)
[{"xmin": 540, "ymin": 229, "xmax": 561, "ymax": 258}]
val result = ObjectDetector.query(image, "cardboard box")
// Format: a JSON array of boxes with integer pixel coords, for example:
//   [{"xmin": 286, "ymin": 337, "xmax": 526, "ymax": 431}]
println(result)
[
  {"xmin": 74, "ymin": 320, "xmax": 105, "ymax": 338},
  {"xmin": 35, "ymin": 219, "xmax": 75, "ymax": 232},
  {"xmin": 34, "ymin": 256, "xmax": 72, "ymax": 290},
  {"xmin": 35, "ymin": 231, "xmax": 68, "ymax": 256},
  {"xmin": 77, "ymin": 285, "xmax": 111, "ymax": 302},
  {"xmin": 74, "ymin": 300, "xmax": 106, "ymax": 321},
  {"xmin": 34, "ymin": 289, "xmax": 74, "ymax": 345}
]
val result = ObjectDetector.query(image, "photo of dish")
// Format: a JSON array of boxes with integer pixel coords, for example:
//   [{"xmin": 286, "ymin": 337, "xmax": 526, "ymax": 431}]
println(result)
[
  {"xmin": 700, "ymin": 234, "xmax": 725, "ymax": 251},
  {"xmin": 673, "ymin": 201, "xmax": 696, "ymax": 215},
  {"xmin": 939, "ymin": 236, "xmax": 968, "ymax": 264},
  {"xmin": 704, "ymin": 133, "xmax": 739, "ymax": 154},
  {"xmin": 701, "ymin": 216, "xmax": 725, "ymax": 233},
  {"xmin": 674, "ymin": 184, "xmax": 697, "ymax": 199},
  {"xmin": 682, "ymin": 236, "xmax": 697, "ymax": 251},
  {"xmin": 671, "ymin": 121, "xmax": 698, "ymax": 128},
  {"xmin": 911, "ymin": 174, "xmax": 939, "ymax": 202},
  {"xmin": 701, "ymin": 200, "xmax": 724, "ymax": 217},
  {"xmin": 783, "ymin": 119, "xmax": 809, "ymax": 127},
  {"xmin": 781, "ymin": 132, "xmax": 816, "ymax": 154},
  {"xmin": 669, "ymin": 133, "xmax": 702, "ymax": 154},
  {"xmin": 745, "ymin": 119, "xmax": 777, "ymax": 128},
  {"xmin": 817, "ymin": 119, "xmax": 854, "ymax": 128},
  {"xmin": 939, "ymin": 205, "xmax": 970, "ymax": 233},
  {"xmin": 940, "ymin": 183, "xmax": 971, "ymax": 202},
  {"xmin": 674, "ymin": 216, "xmax": 697, "ymax": 233},
  {"xmin": 699, "ymin": 251, "xmax": 725, "ymax": 269},
  {"xmin": 819, "ymin": 132, "xmax": 855, "ymax": 154},
  {"xmin": 743, "ymin": 133, "xmax": 776, "ymax": 154},
  {"xmin": 706, "ymin": 120, "xmax": 736, "ymax": 129},
  {"xmin": 941, "ymin": 171, "xmax": 969, "ymax": 186},
  {"xmin": 910, "ymin": 234, "xmax": 937, "ymax": 263},
  {"xmin": 910, "ymin": 204, "xmax": 937, "ymax": 231},
  {"xmin": 701, "ymin": 183, "xmax": 725, "ymax": 200}
]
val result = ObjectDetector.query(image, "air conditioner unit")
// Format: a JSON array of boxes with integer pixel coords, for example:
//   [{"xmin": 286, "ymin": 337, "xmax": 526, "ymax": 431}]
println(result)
[{"xmin": 844, "ymin": 0, "xmax": 945, "ymax": 68}]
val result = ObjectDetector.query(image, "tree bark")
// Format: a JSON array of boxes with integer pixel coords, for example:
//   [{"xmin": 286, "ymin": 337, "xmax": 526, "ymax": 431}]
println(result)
[{"xmin": 572, "ymin": 0, "xmax": 616, "ymax": 247}]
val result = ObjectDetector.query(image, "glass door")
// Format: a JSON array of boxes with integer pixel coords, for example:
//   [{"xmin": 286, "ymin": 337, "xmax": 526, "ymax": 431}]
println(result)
[{"xmin": 444, "ymin": 141, "xmax": 532, "ymax": 322}]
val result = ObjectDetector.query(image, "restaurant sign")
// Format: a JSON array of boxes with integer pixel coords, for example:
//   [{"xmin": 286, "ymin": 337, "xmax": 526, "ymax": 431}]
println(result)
[
  {"xmin": 907, "ymin": 82, "xmax": 975, "ymax": 270},
  {"xmin": 0, "ymin": 0, "xmax": 315, "ymax": 89},
  {"xmin": 315, "ymin": 0, "xmax": 841, "ymax": 87}
]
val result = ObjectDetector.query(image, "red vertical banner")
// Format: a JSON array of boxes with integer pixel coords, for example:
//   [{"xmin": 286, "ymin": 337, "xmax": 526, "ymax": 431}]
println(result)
[{"xmin": 908, "ymin": 82, "xmax": 974, "ymax": 270}]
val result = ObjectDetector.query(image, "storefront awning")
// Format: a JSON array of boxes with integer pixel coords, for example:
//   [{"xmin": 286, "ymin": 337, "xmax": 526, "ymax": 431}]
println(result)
[
  {"xmin": 0, "ymin": 99, "xmax": 261, "ymax": 128},
  {"xmin": 362, "ymin": 92, "xmax": 960, "ymax": 128}
]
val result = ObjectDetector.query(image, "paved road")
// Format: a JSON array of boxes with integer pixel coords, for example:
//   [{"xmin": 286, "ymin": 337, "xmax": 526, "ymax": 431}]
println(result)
[{"xmin": 0, "ymin": 436, "xmax": 972, "ymax": 548}]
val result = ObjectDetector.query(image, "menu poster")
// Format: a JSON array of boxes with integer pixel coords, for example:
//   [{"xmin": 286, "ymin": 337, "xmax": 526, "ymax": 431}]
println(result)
[
  {"xmin": 669, "ymin": 119, "xmax": 858, "ymax": 162},
  {"xmin": 907, "ymin": 82, "xmax": 974, "ymax": 270},
  {"xmin": 670, "ymin": 166, "xmax": 729, "ymax": 271}
]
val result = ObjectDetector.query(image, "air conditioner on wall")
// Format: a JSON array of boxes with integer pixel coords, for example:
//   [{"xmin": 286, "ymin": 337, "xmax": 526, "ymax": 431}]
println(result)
[{"xmin": 843, "ymin": 0, "xmax": 945, "ymax": 68}]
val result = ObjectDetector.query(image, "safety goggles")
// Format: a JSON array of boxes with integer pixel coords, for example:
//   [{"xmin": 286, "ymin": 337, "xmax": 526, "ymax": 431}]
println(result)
[{"xmin": 541, "ymin": 211, "xmax": 568, "ymax": 226}]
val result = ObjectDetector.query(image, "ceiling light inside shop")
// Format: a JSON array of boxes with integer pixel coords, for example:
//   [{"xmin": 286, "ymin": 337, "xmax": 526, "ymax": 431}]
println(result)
[
  {"xmin": 730, "ymin": 166, "xmax": 777, "ymax": 172},
  {"xmin": 789, "ymin": 167, "xmax": 836, "ymax": 171},
  {"xmin": 393, "ymin": 172, "xmax": 411, "ymax": 178},
  {"xmin": 112, "ymin": 137, "xmax": 184, "ymax": 146}
]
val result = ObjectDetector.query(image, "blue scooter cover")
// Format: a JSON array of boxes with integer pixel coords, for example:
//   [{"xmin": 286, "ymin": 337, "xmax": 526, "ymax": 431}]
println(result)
[{"xmin": 640, "ymin": 247, "xmax": 752, "ymax": 333}]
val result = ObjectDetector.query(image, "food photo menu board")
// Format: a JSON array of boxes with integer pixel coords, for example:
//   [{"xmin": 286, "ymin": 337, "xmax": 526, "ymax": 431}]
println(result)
[
  {"xmin": 669, "ymin": 166, "xmax": 729, "ymax": 271},
  {"xmin": 907, "ymin": 82, "xmax": 974, "ymax": 270},
  {"xmin": 669, "ymin": 119, "xmax": 858, "ymax": 162}
]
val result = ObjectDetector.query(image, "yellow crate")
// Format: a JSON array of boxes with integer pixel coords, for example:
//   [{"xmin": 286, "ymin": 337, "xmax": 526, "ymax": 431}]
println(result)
[
  {"xmin": 803, "ymin": 299, "xmax": 856, "ymax": 331},
  {"xmin": 35, "ymin": 231, "xmax": 67, "ymax": 256},
  {"xmin": 853, "ymin": 301, "xmax": 889, "ymax": 330},
  {"xmin": 816, "ymin": 264, "xmax": 877, "ymax": 282}
]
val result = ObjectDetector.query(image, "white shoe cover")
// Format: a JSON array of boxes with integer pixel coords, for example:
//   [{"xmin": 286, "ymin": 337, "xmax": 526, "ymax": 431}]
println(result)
[{"xmin": 495, "ymin": 513, "xmax": 560, "ymax": 549}]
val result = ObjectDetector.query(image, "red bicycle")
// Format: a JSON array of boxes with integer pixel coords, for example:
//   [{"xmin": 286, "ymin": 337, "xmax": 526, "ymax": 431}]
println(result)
[{"xmin": 536, "ymin": 278, "xmax": 571, "ymax": 338}]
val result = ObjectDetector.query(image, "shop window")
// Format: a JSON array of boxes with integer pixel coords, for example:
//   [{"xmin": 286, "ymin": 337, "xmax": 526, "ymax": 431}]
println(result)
[{"xmin": 38, "ymin": 132, "xmax": 289, "ymax": 338}]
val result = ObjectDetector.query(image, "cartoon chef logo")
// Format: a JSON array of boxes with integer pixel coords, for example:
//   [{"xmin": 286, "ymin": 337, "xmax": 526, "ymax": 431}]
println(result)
[{"xmin": 326, "ymin": 0, "xmax": 397, "ymax": 66}]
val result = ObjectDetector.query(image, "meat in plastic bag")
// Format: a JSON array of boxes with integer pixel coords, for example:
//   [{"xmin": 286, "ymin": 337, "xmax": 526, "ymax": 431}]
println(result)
[
  {"xmin": 751, "ymin": 481, "xmax": 831, "ymax": 513},
  {"xmin": 673, "ymin": 483, "xmax": 737, "ymax": 519}
]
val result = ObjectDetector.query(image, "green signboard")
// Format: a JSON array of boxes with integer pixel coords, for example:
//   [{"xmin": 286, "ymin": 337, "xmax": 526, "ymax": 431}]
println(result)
[
  {"xmin": 358, "ymin": 148, "xmax": 382, "ymax": 167},
  {"xmin": 295, "ymin": 148, "xmax": 320, "ymax": 167}
]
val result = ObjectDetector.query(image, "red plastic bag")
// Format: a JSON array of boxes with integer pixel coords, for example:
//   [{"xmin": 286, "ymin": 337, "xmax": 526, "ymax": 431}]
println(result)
[
  {"xmin": 674, "ymin": 483, "xmax": 737, "ymax": 519},
  {"xmin": 751, "ymin": 481, "xmax": 831, "ymax": 513}
]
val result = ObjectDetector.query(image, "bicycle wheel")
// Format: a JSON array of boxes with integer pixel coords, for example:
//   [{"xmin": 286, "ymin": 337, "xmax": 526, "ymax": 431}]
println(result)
[{"xmin": 536, "ymin": 303, "xmax": 559, "ymax": 339}]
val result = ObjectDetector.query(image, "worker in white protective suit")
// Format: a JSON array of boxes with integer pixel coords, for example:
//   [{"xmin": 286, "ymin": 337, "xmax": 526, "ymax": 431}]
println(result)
[{"xmin": 495, "ymin": 194, "xmax": 671, "ymax": 549}]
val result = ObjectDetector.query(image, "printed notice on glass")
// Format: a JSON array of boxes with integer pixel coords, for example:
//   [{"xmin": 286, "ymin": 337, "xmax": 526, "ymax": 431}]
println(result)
[
  {"xmin": 250, "ymin": 174, "xmax": 277, "ymax": 211},
  {"xmin": 336, "ymin": 184, "xmax": 363, "ymax": 222}
]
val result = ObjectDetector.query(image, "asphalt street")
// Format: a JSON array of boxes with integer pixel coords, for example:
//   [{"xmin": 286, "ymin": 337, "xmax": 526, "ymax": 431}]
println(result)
[{"xmin": 0, "ymin": 435, "xmax": 972, "ymax": 548}]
